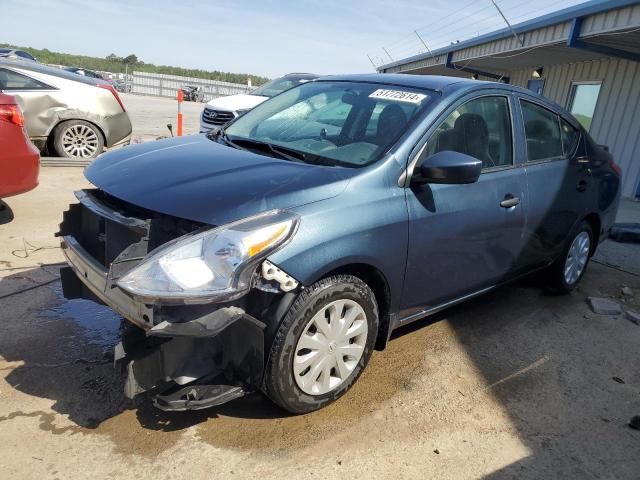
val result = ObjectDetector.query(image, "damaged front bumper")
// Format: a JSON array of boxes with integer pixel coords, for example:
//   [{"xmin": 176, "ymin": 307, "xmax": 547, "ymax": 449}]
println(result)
[{"xmin": 58, "ymin": 190, "xmax": 278, "ymax": 411}]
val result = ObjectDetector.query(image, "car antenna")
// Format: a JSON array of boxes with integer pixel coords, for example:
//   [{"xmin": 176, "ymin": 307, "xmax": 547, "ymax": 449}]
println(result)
[{"xmin": 167, "ymin": 124, "xmax": 174, "ymax": 137}]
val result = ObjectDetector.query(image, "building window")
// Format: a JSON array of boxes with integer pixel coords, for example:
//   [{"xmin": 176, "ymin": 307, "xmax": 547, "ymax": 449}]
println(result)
[{"xmin": 568, "ymin": 82, "xmax": 602, "ymax": 131}]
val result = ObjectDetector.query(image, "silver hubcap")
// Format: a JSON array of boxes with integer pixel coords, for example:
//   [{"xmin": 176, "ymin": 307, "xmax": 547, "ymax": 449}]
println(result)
[
  {"xmin": 294, "ymin": 299, "xmax": 368, "ymax": 395},
  {"xmin": 564, "ymin": 231, "xmax": 590, "ymax": 285},
  {"xmin": 61, "ymin": 124, "xmax": 99, "ymax": 158}
]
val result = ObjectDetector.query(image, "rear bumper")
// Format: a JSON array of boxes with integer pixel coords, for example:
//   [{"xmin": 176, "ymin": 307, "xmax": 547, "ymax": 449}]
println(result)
[
  {"xmin": 0, "ymin": 142, "xmax": 40, "ymax": 198},
  {"xmin": 102, "ymin": 111, "xmax": 132, "ymax": 147}
]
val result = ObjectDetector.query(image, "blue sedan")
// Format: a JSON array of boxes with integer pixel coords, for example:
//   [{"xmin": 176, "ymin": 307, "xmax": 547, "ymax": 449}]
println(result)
[{"xmin": 58, "ymin": 74, "xmax": 621, "ymax": 413}]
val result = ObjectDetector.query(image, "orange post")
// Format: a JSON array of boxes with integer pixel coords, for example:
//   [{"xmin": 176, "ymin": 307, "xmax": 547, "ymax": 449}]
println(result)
[{"xmin": 177, "ymin": 89, "xmax": 184, "ymax": 136}]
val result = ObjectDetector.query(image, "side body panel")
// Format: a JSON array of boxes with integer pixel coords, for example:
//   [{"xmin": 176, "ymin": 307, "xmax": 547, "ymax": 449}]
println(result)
[
  {"xmin": 401, "ymin": 167, "xmax": 527, "ymax": 313},
  {"xmin": 269, "ymin": 158, "xmax": 410, "ymax": 317}
]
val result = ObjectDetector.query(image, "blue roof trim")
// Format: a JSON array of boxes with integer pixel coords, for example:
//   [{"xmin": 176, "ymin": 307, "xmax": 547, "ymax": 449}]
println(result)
[{"xmin": 379, "ymin": 0, "xmax": 639, "ymax": 71}]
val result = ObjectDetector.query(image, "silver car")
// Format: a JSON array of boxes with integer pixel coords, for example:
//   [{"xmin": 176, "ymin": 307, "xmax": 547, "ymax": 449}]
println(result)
[{"xmin": 0, "ymin": 58, "xmax": 132, "ymax": 158}]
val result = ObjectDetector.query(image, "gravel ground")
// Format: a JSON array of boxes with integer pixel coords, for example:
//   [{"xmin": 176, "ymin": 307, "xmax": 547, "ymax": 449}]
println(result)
[{"xmin": 0, "ymin": 168, "xmax": 639, "ymax": 480}]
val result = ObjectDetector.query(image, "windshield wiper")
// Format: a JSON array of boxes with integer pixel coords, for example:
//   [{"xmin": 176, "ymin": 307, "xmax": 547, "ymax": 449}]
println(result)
[
  {"xmin": 225, "ymin": 136, "xmax": 306, "ymax": 163},
  {"xmin": 217, "ymin": 133, "xmax": 349, "ymax": 168}
]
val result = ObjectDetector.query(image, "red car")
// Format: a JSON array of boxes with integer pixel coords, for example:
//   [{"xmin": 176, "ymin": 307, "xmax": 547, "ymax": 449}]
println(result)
[{"xmin": 0, "ymin": 92, "xmax": 39, "ymax": 198}]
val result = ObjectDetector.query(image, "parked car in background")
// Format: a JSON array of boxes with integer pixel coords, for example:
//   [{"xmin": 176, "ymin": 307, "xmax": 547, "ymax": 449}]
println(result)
[
  {"xmin": 181, "ymin": 85, "xmax": 204, "ymax": 102},
  {"xmin": 0, "ymin": 48, "xmax": 37, "ymax": 62},
  {"xmin": 200, "ymin": 73, "xmax": 319, "ymax": 133},
  {"xmin": 0, "ymin": 58, "xmax": 132, "ymax": 158},
  {"xmin": 59, "ymin": 74, "xmax": 620, "ymax": 414},
  {"xmin": 112, "ymin": 79, "xmax": 131, "ymax": 94},
  {"xmin": 63, "ymin": 66, "xmax": 105, "ymax": 80},
  {"xmin": 0, "ymin": 92, "xmax": 39, "ymax": 199}
]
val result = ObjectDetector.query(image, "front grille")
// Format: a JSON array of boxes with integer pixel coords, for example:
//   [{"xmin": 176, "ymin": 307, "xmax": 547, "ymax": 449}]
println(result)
[
  {"xmin": 202, "ymin": 108, "xmax": 236, "ymax": 126},
  {"xmin": 58, "ymin": 190, "xmax": 205, "ymax": 277}
]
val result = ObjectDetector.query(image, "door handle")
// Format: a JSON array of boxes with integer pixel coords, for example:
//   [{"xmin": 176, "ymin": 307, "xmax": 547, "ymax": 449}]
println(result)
[{"xmin": 500, "ymin": 195, "xmax": 521, "ymax": 208}]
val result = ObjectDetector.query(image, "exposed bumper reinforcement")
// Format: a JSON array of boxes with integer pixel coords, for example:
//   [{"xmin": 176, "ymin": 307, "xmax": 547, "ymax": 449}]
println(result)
[
  {"xmin": 60, "ymin": 235, "xmax": 153, "ymax": 330},
  {"xmin": 61, "ymin": 234, "xmax": 266, "ymax": 411}
]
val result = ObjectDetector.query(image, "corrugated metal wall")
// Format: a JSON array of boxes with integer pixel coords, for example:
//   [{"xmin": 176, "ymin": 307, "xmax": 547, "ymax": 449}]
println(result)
[
  {"xmin": 131, "ymin": 71, "xmax": 254, "ymax": 102},
  {"xmin": 508, "ymin": 58, "xmax": 640, "ymax": 198}
]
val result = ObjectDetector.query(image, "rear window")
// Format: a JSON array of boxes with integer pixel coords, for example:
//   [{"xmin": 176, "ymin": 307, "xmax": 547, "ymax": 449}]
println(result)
[{"xmin": 0, "ymin": 68, "xmax": 51, "ymax": 91}]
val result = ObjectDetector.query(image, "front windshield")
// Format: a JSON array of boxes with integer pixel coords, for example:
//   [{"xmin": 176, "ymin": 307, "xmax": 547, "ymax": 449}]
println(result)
[
  {"xmin": 224, "ymin": 81, "xmax": 432, "ymax": 168},
  {"xmin": 251, "ymin": 77, "xmax": 310, "ymax": 97}
]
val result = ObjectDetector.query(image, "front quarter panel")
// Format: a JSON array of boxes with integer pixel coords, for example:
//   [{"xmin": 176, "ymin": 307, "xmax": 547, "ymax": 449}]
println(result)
[{"xmin": 268, "ymin": 159, "xmax": 409, "ymax": 315}]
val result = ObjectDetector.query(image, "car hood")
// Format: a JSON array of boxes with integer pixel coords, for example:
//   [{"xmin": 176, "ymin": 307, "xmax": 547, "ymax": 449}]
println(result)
[
  {"xmin": 204, "ymin": 93, "xmax": 267, "ymax": 111},
  {"xmin": 85, "ymin": 135, "xmax": 353, "ymax": 226}
]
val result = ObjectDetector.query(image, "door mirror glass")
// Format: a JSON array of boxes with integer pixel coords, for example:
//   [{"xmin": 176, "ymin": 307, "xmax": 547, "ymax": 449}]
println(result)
[{"xmin": 413, "ymin": 150, "xmax": 482, "ymax": 185}]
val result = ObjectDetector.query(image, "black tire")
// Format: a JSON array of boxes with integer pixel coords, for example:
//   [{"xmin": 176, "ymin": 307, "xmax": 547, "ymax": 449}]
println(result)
[
  {"xmin": 263, "ymin": 274, "xmax": 379, "ymax": 414},
  {"xmin": 544, "ymin": 220, "xmax": 593, "ymax": 294},
  {"xmin": 53, "ymin": 120, "xmax": 105, "ymax": 159}
]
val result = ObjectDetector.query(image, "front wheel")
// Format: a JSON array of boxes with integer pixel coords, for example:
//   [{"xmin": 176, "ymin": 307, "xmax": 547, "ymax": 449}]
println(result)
[
  {"xmin": 544, "ymin": 221, "xmax": 593, "ymax": 294},
  {"xmin": 263, "ymin": 275, "xmax": 378, "ymax": 414}
]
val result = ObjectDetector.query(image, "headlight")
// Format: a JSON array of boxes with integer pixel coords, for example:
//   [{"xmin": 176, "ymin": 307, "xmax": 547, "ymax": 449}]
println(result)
[{"xmin": 117, "ymin": 210, "xmax": 299, "ymax": 304}]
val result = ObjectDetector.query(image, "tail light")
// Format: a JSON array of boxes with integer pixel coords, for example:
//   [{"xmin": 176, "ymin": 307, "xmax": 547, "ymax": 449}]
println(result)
[
  {"xmin": 611, "ymin": 160, "xmax": 622, "ymax": 177},
  {"xmin": 0, "ymin": 104, "xmax": 25, "ymax": 127},
  {"xmin": 97, "ymin": 83, "xmax": 126, "ymax": 112}
]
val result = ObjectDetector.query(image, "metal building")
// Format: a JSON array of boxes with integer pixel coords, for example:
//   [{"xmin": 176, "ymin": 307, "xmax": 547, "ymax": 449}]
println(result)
[{"xmin": 378, "ymin": 0, "xmax": 640, "ymax": 199}]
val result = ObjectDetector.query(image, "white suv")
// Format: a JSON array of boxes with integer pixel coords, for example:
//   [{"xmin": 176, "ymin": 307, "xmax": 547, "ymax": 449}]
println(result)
[{"xmin": 200, "ymin": 73, "xmax": 318, "ymax": 133}]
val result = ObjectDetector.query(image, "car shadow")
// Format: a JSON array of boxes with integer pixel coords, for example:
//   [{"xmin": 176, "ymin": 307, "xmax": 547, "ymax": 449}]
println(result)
[
  {"xmin": 1, "ymin": 260, "xmax": 639, "ymax": 473},
  {"xmin": 0, "ymin": 200, "xmax": 14, "ymax": 225}
]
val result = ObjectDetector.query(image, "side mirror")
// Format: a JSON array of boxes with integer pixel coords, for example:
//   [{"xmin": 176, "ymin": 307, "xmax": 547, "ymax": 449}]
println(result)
[{"xmin": 413, "ymin": 150, "xmax": 482, "ymax": 185}]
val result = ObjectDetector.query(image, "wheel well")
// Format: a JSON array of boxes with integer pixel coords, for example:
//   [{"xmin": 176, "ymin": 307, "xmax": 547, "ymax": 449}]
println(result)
[
  {"xmin": 47, "ymin": 119, "xmax": 106, "ymax": 153},
  {"xmin": 583, "ymin": 213, "xmax": 601, "ymax": 255},
  {"xmin": 321, "ymin": 263, "xmax": 391, "ymax": 351}
]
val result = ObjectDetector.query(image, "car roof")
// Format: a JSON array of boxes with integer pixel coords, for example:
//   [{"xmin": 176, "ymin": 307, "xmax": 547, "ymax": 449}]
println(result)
[
  {"xmin": 0, "ymin": 58, "xmax": 105, "ymax": 86},
  {"xmin": 315, "ymin": 73, "xmax": 494, "ymax": 92},
  {"xmin": 283, "ymin": 73, "xmax": 320, "ymax": 80}
]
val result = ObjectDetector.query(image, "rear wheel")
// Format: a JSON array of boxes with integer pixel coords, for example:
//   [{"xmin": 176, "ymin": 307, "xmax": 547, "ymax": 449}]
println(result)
[
  {"xmin": 544, "ymin": 221, "xmax": 593, "ymax": 293},
  {"xmin": 53, "ymin": 120, "xmax": 104, "ymax": 159},
  {"xmin": 263, "ymin": 275, "xmax": 378, "ymax": 413}
]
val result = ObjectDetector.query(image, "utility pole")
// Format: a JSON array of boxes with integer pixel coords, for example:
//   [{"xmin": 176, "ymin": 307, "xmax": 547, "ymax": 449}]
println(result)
[
  {"xmin": 414, "ymin": 30, "xmax": 436, "ymax": 62},
  {"xmin": 489, "ymin": 0, "xmax": 524, "ymax": 46},
  {"xmin": 366, "ymin": 54, "xmax": 377, "ymax": 70}
]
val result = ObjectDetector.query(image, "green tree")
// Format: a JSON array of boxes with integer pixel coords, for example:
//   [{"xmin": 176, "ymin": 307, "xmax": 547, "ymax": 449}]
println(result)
[
  {"xmin": 0, "ymin": 43, "xmax": 269, "ymax": 85},
  {"xmin": 123, "ymin": 54, "xmax": 138, "ymax": 65}
]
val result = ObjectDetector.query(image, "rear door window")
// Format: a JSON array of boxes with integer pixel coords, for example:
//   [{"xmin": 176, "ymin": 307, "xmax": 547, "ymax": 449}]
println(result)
[
  {"xmin": 520, "ymin": 100, "xmax": 563, "ymax": 162},
  {"xmin": 0, "ymin": 68, "xmax": 51, "ymax": 90}
]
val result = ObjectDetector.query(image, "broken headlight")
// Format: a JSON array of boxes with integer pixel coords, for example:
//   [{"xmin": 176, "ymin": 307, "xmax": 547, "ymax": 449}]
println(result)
[{"xmin": 117, "ymin": 210, "xmax": 299, "ymax": 304}]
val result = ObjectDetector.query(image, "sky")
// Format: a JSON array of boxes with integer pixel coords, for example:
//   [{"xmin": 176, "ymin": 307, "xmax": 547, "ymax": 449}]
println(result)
[{"xmin": 3, "ymin": 0, "xmax": 587, "ymax": 78}]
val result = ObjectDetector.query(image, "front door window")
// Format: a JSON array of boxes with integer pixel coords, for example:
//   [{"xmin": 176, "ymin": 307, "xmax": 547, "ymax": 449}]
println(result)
[{"xmin": 424, "ymin": 96, "xmax": 513, "ymax": 170}]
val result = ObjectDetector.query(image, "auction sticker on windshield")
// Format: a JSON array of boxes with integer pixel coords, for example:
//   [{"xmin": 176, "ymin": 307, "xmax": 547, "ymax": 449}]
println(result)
[{"xmin": 369, "ymin": 89, "xmax": 427, "ymax": 104}]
